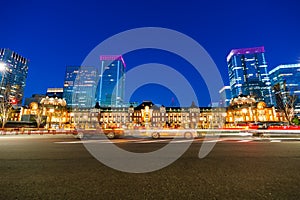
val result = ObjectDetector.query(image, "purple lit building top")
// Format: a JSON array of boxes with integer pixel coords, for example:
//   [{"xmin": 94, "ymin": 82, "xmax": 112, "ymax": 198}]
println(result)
[
  {"xmin": 226, "ymin": 46, "xmax": 265, "ymax": 62},
  {"xmin": 100, "ymin": 55, "xmax": 126, "ymax": 68}
]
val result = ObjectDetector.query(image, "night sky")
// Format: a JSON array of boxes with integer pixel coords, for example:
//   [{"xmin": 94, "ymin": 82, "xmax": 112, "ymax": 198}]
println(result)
[{"xmin": 1, "ymin": 0, "xmax": 300, "ymax": 106}]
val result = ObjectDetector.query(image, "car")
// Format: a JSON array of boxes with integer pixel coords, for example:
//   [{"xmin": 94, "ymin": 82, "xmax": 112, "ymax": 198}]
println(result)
[
  {"xmin": 144, "ymin": 128, "xmax": 198, "ymax": 139},
  {"xmin": 257, "ymin": 122, "xmax": 268, "ymax": 129},
  {"xmin": 249, "ymin": 122, "xmax": 268, "ymax": 129},
  {"xmin": 74, "ymin": 127, "xmax": 124, "ymax": 139},
  {"xmin": 102, "ymin": 127, "xmax": 124, "ymax": 139}
]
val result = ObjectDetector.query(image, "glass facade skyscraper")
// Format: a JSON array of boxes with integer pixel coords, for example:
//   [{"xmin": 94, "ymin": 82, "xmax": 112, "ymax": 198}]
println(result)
[
  {"xmin": 97, "ymin": 55, "xmax": 125, "ymax": 107},
  {"xmin": 63, "ymin": 66, "xmax": 78, "ymax": 107},
  {"xmin": 63, "ymin": 66, "xmax": 97, "ymax": 108},
  {"xmin": 0, "ymin": 48, "xmax": 29, "ymax": 105},
  {"xmin": 227, "ymin": 46, "xmax": 273, "ymax": 105},
  {"xmin": 269, "ymin": 63, "xmax": 300, "ymax": 115}
]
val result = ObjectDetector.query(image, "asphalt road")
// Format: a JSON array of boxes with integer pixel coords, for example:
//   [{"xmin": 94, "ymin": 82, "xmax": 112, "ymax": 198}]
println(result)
[{"xmin": 0, "ymin": 135, "xmax": 299, "ymax": 200}]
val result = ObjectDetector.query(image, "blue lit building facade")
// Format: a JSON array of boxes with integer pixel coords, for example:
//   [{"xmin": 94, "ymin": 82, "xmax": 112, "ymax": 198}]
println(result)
[
  {"xmin": 63, "ymin": 66, "xmax": 78, "ymax": 107},
  {"xmin": 63, "ymin": 66, "xmax": 97, "ymax": 108},
  {"xmin": 0, "ymin": 48, "xmax": 29, "ymax": 105},
  {"xmin": 227, "ymin": 46, "xmax": 273, "ymax": 106},
  {"xmin": 97, "ymin": 55, "xmax": 125, "ymax": 107},
  {"xmin": 269, "ymin": 63, "xmax": 300, "ymax": 115}
]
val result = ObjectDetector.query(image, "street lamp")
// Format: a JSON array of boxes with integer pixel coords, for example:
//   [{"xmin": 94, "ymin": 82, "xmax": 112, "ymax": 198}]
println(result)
[{"xmin": 0, "ymin": 62, "xmax": 6, "ymax": 71}]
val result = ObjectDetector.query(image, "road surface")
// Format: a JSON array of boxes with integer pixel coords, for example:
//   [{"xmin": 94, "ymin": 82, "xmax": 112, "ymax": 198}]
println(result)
[{"xmin": 0, "ymin": 135, "xmax": 299, "ymax": 199}]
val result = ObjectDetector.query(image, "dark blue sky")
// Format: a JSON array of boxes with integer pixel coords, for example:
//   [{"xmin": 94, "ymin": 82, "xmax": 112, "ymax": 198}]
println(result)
[{"xmin": 1, "ymin": 0, "xmax": 300, "ymax": 106}]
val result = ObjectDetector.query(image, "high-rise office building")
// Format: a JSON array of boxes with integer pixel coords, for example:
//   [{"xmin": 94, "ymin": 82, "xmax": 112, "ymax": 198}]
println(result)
[
  {"xmin": 0, "ymin": 48, "xmax": 29, "ymax": 105},
  {"xmin": 63, "ymin": 66, "xmax": 97, "ymax": 108},
  {"xmin": 97, "ymin": 55, "xmax": 125, "ymax": 107},
  {"xmin": 219, "ymin": 86, "xmax": 232, "ymax": 107},
  {"xmin": 63, "ymin": 66, "xmax": 78, "ymax": 107},
  {"xmin": 227, "ymin": 46, "xmax": 273, "ymax": 105},
  {"xmin": 269, "ymin": 63, "xmax": 300, "ymax": 115}
]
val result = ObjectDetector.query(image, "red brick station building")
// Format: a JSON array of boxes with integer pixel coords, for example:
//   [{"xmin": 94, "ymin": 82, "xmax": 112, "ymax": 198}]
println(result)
[{"xmin": 6, "ymin": 95, "xmax": 287, "ymax": 130}]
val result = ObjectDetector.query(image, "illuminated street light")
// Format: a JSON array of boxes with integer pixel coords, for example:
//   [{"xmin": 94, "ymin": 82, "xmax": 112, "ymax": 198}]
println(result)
[{"xmin": 0, "ymin": 62, "xmax": 6, "ymax": 71}]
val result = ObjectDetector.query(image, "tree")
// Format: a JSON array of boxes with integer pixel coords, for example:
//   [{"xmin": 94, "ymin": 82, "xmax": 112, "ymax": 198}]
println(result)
[
  {"xmin": 292, "ymin": 116, "xmax": 300, "ymax": 125},
  {"xmin": 273, "ymin": 81, "xmax": 298, "ymax": 125},
  {"xmin": 56, "ymin": 105, "xmax": 67, "ymax": 129},
  {"xmin": 0, "ymin": 85, "xmax": 13, "ymax": 128},
  {"xmin": 34, "ymin": 104, "xmax": 45, "ymax": 129}
]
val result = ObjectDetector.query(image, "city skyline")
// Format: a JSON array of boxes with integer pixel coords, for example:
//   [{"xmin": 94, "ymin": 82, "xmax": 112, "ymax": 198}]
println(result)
[
  {"xmin": 1, "ymin": 0, "xmax": 300, "ymax": 106},
  {"xmin": 1, "ymin": 44, "xmax": 300, "ymax": 107},
  {"xmin": 2, "ymin": 45, "xmax": 300, "ymax": 107}
]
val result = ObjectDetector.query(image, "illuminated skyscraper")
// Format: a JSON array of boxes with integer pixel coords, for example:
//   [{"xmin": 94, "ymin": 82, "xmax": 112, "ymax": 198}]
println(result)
[
  {"xmin": 97, "ymin": 55, "xmax": 125, "ymax": 107},
  {"xmin": 269, "ymin": 63, "xmax": 300, "ymax": 115},
  {"xmin": 227, "ymin": 46, "xmax": 273, "ymax": 105},
  {"xmin": 63, "ymin": 66, "xmax": 78, "ymax": 107},
  {"xmin": 63, "ymin": 66, "xmax": 97, "ymax": 108},
  {"xmin": 0, "ymin": 48, "xmax": 29, "ymax": 105}
]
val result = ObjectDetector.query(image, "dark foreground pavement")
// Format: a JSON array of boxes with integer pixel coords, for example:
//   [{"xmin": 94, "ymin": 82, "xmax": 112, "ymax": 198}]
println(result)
[{"xmin": 0, "ymin": 135, "xmax": 299, "ymax": 200}]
